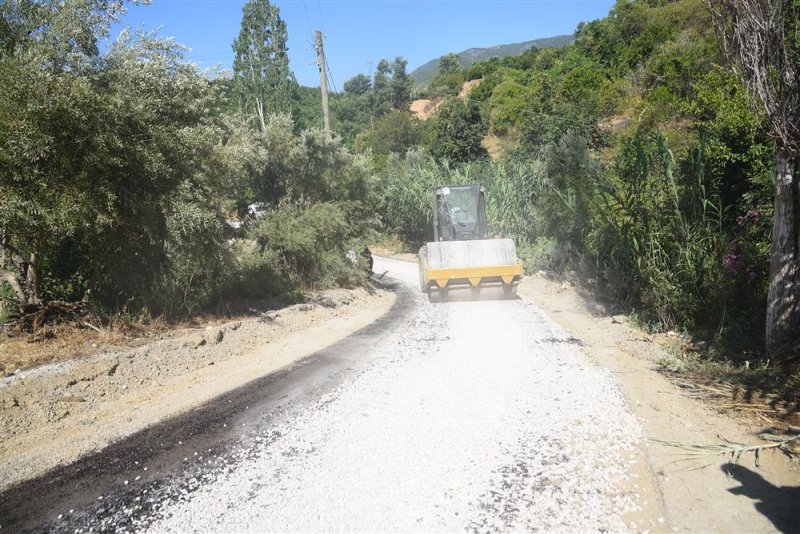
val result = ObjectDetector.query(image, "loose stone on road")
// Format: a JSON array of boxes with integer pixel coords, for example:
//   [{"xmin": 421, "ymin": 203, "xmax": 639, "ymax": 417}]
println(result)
[{"xmin": 143, "ymin": 257, "xmax": 645, "ymax": 531}]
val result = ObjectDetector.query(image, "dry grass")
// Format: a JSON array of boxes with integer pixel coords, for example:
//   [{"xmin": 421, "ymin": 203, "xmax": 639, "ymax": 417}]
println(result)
[
  {"xmin": 0, "ymin": 300, "xmax": 293, "ymax": 376},
  {"xmin": 653, "ymin": 431, "xmax": 800, "ymax": 466},
  {"xmin": 482, "ymin": 134, "xmax": 519, "ymax": 160},
  {"xmin": 0, "ymin": 314, "xmax": 169, "ymax": 375},
  {"xmin": 663, "ymin": 372, "xmax": 800, "ymax": 429}
]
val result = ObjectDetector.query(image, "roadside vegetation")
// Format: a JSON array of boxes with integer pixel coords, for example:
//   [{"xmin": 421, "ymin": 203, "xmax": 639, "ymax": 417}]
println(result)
[
  {"xmin": 1, "ymin": 0, "xmax": 798, "ymax": 407},
  {"xmin": 0, "ymin": 0, "xmax": 374, "ymax": 338},
  {"xmin": 368, "ymin": 0, "xmax": 798, "ymax": 404}
]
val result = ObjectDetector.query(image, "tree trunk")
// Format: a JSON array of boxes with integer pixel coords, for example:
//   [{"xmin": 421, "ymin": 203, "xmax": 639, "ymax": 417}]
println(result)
[
  {"xmin": 255, "ymin": 96, "xmax": 266, "ymax": 134},
  {"xmin": 26, "ymin": 252, "xmax": 41, "ymax": 306},
  {"xmin": 766, "ymin": 151, "xmax": 800, "ymax": 354},
  {"xmin": 0, "ymin": 269, "xmax": 27, "ymax": 305}
]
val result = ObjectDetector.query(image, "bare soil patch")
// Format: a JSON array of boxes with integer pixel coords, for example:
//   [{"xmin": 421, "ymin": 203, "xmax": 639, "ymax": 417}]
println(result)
[
  {"xmin": 409, "ymin": 98, "xmax": 442, "ymax": 120},
  {"xmin": 0, "ymin": 286, "xmax": 395, "ymax": 492},
  {"xmin": 409, "ymin": 79, "xmax": 483, "ymax": 122},
  {"xmin": 458, "ymin": 78, "xmax": 482, "ymax": 99}
]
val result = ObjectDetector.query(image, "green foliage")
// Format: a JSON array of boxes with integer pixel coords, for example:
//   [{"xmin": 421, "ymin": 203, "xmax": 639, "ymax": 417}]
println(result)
[
  {"xmin": 248, "ymin": 201, "xmax": 375, "ymax": 289},
  {"xmin": 376, "ymin": 0, "xmax": 775, "ymax": 353},
  {"xmin": 225, "ymin": 240, "xmax": 289, "ymax": 300},
  {"xmin": 644, "ymin": 30, "xmax": 716, "ymax": 104},
  {"xmin": 0, "ymin": 16, "xmax": 238, "ymax": 311},
  {"xmin": 390, "ymin": 56, "xmax": 413, "ymax": 110},
  {"xmin": 427, "ymin": 71, "xmax": 465, "ymax": 100},
  {"xmin": 248, "ymin": 113, "xmax": 369, "ymax": 203},
  {"xmin": 344, "ymin": 73, "xmax": 372, "ymax": 96},
  {"xmin": 356, "ymin": 110, "xmax": 422, "ymax": 156},
  {"xmin": 375, "ymin": 150, "xmax": 443, "ymax": 246},
  {"xmin": 152, "ymin": 184, "xmax": 231, "ymax": 315},
  {"xmin": 232, "ymin": 0, "xmax": 297, "ymax": 130},
  {"xmin": 329, "ymin": 92, "xmax": 372, "ymax": 146},
  {"xmin": 425, "ymin": 53, "xmax": 466, "ymax": 99},
  {"xmin": 684, "ymin": 67, "xmax": 772, "ymax": 209},
  {"xmin": 437, "ymin": 53, "xmax": 461, "ymax": 75},
  {"xmin": 0, "ymin": 0, "xmax": 377, "ymax": 318},
  {"xmin": 377, "ymin": 151, "xmax": 556, "ymax": 263},
  {"xmin": 294, "ymin": 85, "xmax": 323, "ymax": 130},
  {"xmin": 424, "ymin": 98, "xmax": 488, "ymax": 163},
  {"xmin": 590, "ymin": 130, "xmax": 725, "ymax": 327},
  {"xmin": 369, "ymin": 59, "xmax": 393, "ymax": 116},
  {"xmin": 488, "ymin": 80, "xmax": 530, "ymax": 136}
]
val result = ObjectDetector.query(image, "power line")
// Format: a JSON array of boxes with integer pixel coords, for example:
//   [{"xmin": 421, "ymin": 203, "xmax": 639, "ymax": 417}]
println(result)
[
  {"xmin": 300, "ymin": 0, "xmax": 315, "ymax": 42},
  {"xmin": 324, "ymin": 54, "xmax": 338, "ymax": 94},
  {"xmin": 316, "ymin": 0, "xmax": 326, "ymax": 33}
]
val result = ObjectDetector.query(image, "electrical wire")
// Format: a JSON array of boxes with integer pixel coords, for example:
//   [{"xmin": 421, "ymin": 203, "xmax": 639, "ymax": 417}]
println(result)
[
  {"xmin": 300, "ymin": 0, "xmax": 315, "ymax": 42},
  {"xmin": 324, "ymin": 54, "xmax": 338, "ymax": 94},
  {"xmin": 316, "ymin": 0, "xmax": 326, "ymax": 34}
]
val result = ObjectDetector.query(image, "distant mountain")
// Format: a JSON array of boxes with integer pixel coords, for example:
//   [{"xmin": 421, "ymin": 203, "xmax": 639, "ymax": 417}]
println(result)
[{"xmin": 410, "ymin": 34, "xmax": 574, "ymax": 86}]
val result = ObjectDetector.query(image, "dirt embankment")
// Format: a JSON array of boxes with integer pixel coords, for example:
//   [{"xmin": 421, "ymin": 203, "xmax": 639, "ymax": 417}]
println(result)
[
  {"xmin": 0, "ymin": 287, "xmax": 395, "ymax": 492},
  {"xmin": 518, "ymin": 274, "xmax": 800, "ymax": 533},
  {"xmin": 409, "ymin": 78, "xmax": 484, "ymax": 121}
]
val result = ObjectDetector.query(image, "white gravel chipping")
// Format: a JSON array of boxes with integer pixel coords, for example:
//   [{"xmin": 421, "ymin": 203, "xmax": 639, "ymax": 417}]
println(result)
[{"xmin": 145, "ymin": 258, "xmax": 644, "ymax": 532}]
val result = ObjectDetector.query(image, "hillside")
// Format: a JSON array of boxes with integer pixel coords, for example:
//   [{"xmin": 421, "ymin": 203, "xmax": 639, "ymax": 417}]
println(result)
[{"xmin": 410, "ymin": 34, "xmax": 573, "ymax": 86}]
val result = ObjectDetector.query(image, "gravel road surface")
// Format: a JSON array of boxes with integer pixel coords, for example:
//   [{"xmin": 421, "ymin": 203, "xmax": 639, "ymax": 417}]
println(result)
[{"xmin": 4, "ymin": 257, "xmax": 647, "ymax": 532}]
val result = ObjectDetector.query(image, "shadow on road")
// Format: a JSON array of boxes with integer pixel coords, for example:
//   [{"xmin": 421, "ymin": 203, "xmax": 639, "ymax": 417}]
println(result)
[{"xmin": 722, "ymin": 463, "xmax": 800, "ymax": 533}]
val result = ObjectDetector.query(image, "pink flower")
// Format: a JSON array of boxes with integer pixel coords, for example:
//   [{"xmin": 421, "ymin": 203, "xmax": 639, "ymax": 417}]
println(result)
[{"xmin": 723, "ymin": 254, "xmax": 740, "ymax": 272}]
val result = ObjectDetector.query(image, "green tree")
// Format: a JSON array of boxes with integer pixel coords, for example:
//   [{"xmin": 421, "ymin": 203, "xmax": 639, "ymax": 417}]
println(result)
[
  {"xmin": 708, "ymin": 0, "xmax": 800, "ymax": 354},
  {"xmin": 428, "ymin": 53, "xmax": 465, "ymax": 98},
  {"xmin": 390, "ymin": 56, "xmax": 413, "ymax": 110},
  {"xmin": 232, "ymin": 0, "xmax": 296, "ymax": 133},
  {"xmin": 425, "ymin": 98, "xmax": 488, "ymax": 163},
  {"xmin": 370, "ymin": 59, "xmax": 393, "ymax": 116},
  {"xmin": 330, "ymin": 92, "xmax": 372, "ymax": 146},
  {"xmin": 358, "ymin": 110, "xmax": 421, "ymax": 156},
  {"xmin": 0, "ymin": 0, "xmax": 129, "ymax": 306},
  {"xmin": 0, "ymin": 2, "xmax": 257, "ymax": 314},
  {"xmin": 343, "ymin": 73, "xmax": 371, "ymax": 96},
  {"xmin": 437, "ymin": 53, "xmax": 461, "ymax": 75},
  {"xmin": 489, "ymin": 80, "xmax": 530, "ymax": 135}
]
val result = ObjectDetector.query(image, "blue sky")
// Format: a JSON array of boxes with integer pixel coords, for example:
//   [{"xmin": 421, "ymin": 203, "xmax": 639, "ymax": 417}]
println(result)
[{"xmin": 115, "ymin": 0, "xmax": 616, "ymax": 88}]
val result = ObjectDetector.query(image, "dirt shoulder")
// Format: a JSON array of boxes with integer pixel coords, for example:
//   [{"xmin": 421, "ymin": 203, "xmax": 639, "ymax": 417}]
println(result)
[
  {"xmin": 0, "ymin": 286, "xmax": 395, "ymax": 492},
  {"xmin": 518, "ymin": 274, "xmax": 800, "ymax": 533}
]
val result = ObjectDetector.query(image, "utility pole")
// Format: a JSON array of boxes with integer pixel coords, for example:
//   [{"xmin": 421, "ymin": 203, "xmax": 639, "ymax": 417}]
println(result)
[{"xmin": 315, "ymin": 30, "xmax": 330, "ymax": 133}]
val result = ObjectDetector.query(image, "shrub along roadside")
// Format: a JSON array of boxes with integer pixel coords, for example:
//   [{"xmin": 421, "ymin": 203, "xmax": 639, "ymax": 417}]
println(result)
[
  {"xmin": 247, "ymin": 200, "xmax": 377, "ymax": 292},
  {"xmin": 0, "ymin": 1, "xmax": 375, "ymax": 324},
  {"xmin": 375, "ymin": 124, "xmax": 772, "ymax": 363}
]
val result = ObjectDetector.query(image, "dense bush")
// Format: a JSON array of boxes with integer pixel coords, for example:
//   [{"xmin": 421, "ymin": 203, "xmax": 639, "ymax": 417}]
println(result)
[
  {"xmin": 355, "ymin": 110, "xmax": 422, "ymax": 156},
  {"xmin": 0, "ymin": 2, "xmax": 375, "ymax": 318},
  {"xmin": 151, "ymin": 184, "xmax": 232, "ymax": 315},
  {"xmin": 248, "ymin": 201, "xmax": 376, "ymax": 289},
  {"xmin": 424, "ymin": 98, "xmax": 488, "ymax": 163}
]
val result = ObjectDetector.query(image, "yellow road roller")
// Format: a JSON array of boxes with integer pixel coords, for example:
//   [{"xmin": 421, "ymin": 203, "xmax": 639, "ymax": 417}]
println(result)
[{"xmin": 418, "ymin": 184, "xmax": 523, "ymax": 300}]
